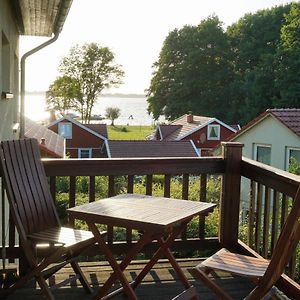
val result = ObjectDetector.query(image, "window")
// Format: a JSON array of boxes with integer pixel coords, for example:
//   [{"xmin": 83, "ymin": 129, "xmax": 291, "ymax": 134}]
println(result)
[
  {"xmin": 78, "ymin": 148, "xmax": 92, "ymax": 158},
  {"xmin": 58, "ymin": 123, "xmax": 72, "ymax": 139},
  {"xmin": 207, "ymin": 124, "xmax": 220, "ymax": 140},
  {"xmin": 254, "ymin": 144, "xmax": 271, "ymax": 165},
  {"xmin": 286, "ymin": 147, "xmax": 300, "ymax": 171}
]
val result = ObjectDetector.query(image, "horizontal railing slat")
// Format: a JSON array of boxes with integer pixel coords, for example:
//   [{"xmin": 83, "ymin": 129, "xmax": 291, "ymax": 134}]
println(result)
[
  {"xmin": 241, "ymin": 158, "xmax": 300, "ymax": 197},
  {"xmin": 43, "ymin": 157, "xmax": 225, "ymax": 177}
]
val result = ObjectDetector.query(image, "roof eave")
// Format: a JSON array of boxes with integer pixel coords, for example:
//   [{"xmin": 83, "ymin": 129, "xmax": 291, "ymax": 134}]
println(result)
[
  {"xmin": 10, "ymin": 0, "xmax": 24, "ymax": 34},
  {"xmin": 53, "ymin": 0, "xmax": 73, "ymax": 35},
  {"xmin": 12, "ymin": 0, "xmax": 73, "ymax": 37}
]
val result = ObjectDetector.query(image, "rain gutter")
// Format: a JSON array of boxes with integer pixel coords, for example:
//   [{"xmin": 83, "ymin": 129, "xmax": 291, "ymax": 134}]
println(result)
[
  {"xmin": 19, "ymin": 0, "xmax": 73, "ymax": 138},
  {"xmin": 20, "ymin": 34, "xmax": 59, "ymax": 137}
]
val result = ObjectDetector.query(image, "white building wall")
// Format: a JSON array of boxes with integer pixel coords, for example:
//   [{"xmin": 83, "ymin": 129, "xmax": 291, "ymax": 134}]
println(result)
[
  {"xmin": 235, "ymin": 115, "xmax": 300, "ymax": 170},
  {"xmin": 0, "ymin": 0, "xmax": 21, "ymax": 262},
  {"xmin": 0, "ymin": 0, "xmax": 20, "ymax": 141},
  {"xmin": 232, "ymin": 115, "xmax": 300, "ymax": 213}
]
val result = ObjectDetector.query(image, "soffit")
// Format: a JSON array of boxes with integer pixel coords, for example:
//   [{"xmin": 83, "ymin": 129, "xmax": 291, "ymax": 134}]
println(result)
[{"xmin": 12, "ymin": 0, "xmax": 73, "ymax": 36}]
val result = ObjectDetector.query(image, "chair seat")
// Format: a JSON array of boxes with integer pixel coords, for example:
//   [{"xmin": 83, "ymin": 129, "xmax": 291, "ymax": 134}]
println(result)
[
  {"xmin": 28, "ymin": 226, "xmax": 96, "ymax": 247},
  {"xmin": 196, "ymin": 248, "xmax": 269, "ymax": 278}
]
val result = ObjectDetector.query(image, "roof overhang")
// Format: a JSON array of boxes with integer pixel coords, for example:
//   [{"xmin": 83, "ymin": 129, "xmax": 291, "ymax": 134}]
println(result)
[{"xmin": 11, "ymin": 0, "xmax": 73, "ymax": 36}]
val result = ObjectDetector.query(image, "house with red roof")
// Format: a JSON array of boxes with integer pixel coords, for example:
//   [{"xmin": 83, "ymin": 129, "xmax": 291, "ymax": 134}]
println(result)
[
  {"xmin": 152, "ymin": 114, "xmax": 238, "ymax": 156},
  {"xmin": 47, "ymin": 116, "xmax": 108, "ymax": 158},
  {"xmin": 228, "ymin": 108, "xmax": 300, "ymax": 170},
  {"xmin": 25, "ymin": 118, "xmax": 65, "ymax": 158},
  {"xmin": 227, "ymin": 108, "xmax": 300, "ymax": 218},
  {"xmin": 103, "ymin": 140, "xmax": 200, "ymax": 158}
]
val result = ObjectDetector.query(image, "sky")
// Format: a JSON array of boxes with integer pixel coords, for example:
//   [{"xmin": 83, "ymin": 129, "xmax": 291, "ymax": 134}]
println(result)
[{"xmin": 20, "ymin": 0, "xmax": 295, "ymax": 95}]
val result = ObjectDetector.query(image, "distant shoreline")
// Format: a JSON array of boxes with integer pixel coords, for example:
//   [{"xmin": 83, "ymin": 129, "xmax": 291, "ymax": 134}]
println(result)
[{"xmin": 25, "ymin": 91, "xmax": 146, "ymax": 98}]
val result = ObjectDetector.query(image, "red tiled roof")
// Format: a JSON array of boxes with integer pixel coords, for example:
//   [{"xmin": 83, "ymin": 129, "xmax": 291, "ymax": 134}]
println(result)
[
  {"xmin": 166, "ymin": 114, "xmax": 213, "ymax": 140},
  {"xmin": 24, "ymin": 118, "xmax": 65, "ymax": 158},
  {"xmin": 85, "ymin": 124, "xmax": 108, "ymax": 139},
  {"xmin": 159, "ymin": 125, "xmax": 182, "ymax": 139},
  {"xmin": 269, "ymin": 109, "xmax": 300, "ymax": 138},
  {"xmin": 155, "ymin": 114, "xmax": 236, "ymax": 141},
  {"xmin": 105, "ymin": 140, "xmax": 199, "ymax": 158},
  {"xmin": 228, "ymin": 108, "xmax": 300, "ymax": 142}
]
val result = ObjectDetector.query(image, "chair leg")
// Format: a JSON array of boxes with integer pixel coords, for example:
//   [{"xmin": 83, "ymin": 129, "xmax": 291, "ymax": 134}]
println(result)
[
  {"xmin": 171, "ymin": 286, "xmax": 199, "ymax": 300},
  {"xmin": 35, "ymin": 275, "xmax": 55, "ymax": 300},
  {"xmin": 70, "ymin": 261, "xmax": 93, "ymax": 294},
  {"xmin": 191, "ymin": 267, "xmax": 234, "ymax": 300},
  {"xmin": 246, "ymin": 285, "xmax": 279, "ymax": 300},
  {"xmin": 0, "ymin": 271, "xmax": 55, "ymax": 300}
]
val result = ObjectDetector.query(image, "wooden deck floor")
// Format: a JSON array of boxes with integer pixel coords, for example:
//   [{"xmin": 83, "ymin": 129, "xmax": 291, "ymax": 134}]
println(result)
[{"xmin": 6, "ymin": 258, "xmax": 289, "ymax": 300}]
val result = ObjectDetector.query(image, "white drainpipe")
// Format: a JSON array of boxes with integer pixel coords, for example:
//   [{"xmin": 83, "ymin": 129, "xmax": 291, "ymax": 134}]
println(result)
[{"xmin": 20, "ymin": 33, "xmax": 59, "ymax": 138}]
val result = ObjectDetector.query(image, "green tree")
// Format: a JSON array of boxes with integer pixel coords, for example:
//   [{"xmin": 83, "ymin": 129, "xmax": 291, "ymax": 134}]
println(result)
[
  {"xmin": 274, "ymin": 3, "xmax": 300, "ymax": 108},
  {"xmin": 46, "ymin": 76, "xmax": 80, "ymax": 115},
  {"xmin": 226, "ymin": 4, "xmax": 292, "ymax": 124},
  {"xmin": 147, "ymin": 16, "xmax": 234, "ymax": 121},
  {"xmin": 105, "ymin": 107, "xmax": 121, "ymax": 126},
  {"xmin": 288, "ymin": 157, "xmax": 300, "ymax": 175},
  {"xmin": 55, "ymin": 43, "xmax": 124, "ymax": 123}
]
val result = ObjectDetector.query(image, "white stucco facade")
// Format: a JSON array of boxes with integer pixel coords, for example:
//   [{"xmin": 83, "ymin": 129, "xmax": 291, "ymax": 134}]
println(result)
[
  {"xmin": 233, "ymin": 115, "xmax": 300, "ymax": 171},
  {"xmin": 231, "ymin": 114, "xmax": 300, "ymax": 213}
]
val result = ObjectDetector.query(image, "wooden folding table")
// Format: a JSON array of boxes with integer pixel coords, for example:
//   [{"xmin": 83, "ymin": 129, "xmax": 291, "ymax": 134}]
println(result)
[{"xmin": 68, "ymin": 194, "xmax": 216, "ymax": 299}]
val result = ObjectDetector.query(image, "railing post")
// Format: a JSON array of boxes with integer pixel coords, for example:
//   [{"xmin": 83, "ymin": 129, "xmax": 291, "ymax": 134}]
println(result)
[{"xmin": 219, "ymin": 142, "xmax": 243, "ymax": 250}]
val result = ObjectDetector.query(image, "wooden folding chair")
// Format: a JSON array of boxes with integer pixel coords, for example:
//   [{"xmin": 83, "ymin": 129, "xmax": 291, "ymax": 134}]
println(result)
[
  {"xmin": 0, "ymin": 139, "xmax": 106, "ymax": 299},
  {"xmin": 192, "ymin": 185, "xmax": 300, "ymax": 300}
]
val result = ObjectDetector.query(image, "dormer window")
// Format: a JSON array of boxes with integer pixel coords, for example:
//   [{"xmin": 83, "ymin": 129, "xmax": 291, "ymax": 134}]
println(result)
[
  {"xmin": 58, "ymin": 122, "xmax": 72, "ymax": 139},
  {"xmin": 207, "ymin": 124, "xmax": 220, "ymax": 140}
]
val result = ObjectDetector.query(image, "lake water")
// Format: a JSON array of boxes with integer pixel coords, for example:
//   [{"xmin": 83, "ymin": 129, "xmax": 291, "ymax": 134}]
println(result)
[{"xmin": 25, "ymin": 93, "xmax": 165, "ymax": 125}]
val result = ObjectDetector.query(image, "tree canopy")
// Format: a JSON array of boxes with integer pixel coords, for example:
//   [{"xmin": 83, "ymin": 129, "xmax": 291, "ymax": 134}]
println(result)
[
  {"xmin": 47, "ymin": 43, "xmax": 124, "ymax": 123},
  {"xmin": 46, "ymin": 76, "xmax": 80, "ymax": 115},
  {"xmin": 147, "ymin": 3, "xmax": 300, "ymax": 125},
  {"xmin": 105, "ymin": 107, "xmax": 121, "ymax": 126}
]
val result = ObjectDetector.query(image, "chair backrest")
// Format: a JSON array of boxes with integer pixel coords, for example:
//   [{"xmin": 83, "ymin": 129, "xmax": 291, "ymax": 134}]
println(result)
[
  {"xmin": 249, "ymin": 185, "xmax": 300, "ymax": 298},
  {"xmin": 0, "ymin": 139, "xmax": 60, "ymax": 240}
]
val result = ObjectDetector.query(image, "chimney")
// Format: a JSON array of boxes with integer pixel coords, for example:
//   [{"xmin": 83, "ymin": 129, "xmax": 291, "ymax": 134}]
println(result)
[
  {"xmin": 187, "ymin": 113, "xmax": 193, "ymax": 123},
  {"xmin": 41, "ymin": 138, "xmax": 46, "ymax": 145}
]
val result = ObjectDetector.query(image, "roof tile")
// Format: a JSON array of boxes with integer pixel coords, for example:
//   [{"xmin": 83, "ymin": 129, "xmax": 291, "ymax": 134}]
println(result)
[
  {"xmin": 106, "ymin": 140, "xmax": 199, "ymax": 158},
  {"xmin": 25, "ymin": 117, "xmax": 65, "ymax": 158},
  {"xmin": 270, "ymin": 109, "xmax": 300, "ymax": 138}
]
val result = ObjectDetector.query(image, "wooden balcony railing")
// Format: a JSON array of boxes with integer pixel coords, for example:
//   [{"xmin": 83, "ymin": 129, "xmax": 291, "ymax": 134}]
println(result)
[
  {"xmin": 43, "ymin": 153, "xmax": 226, "ymax": 255},
  {"xmin": 238, "ymin": 157, "xmax": 300, "ymax": 298},
  {"xmin": 0, "ymin": 142, "xmax": 299, "ymax": 298}
]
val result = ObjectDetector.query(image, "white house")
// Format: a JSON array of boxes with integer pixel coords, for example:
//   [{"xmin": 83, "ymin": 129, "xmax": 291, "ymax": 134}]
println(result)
[
  {"xmin": 228, "ymin": 108, "xmax": 300, "ymax": 214},
  {"xmin": 229, "ymin": 109, "xmax": 300, "ymax": 170}
]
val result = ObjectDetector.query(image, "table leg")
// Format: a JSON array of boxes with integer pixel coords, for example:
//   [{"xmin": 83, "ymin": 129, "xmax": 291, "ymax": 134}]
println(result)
[
  {"xmin": 158, "ymin": 236, "xmax": 191, "ymax": 289},
  {"xmin": 130, "ymin": 226, "xmax": 183, "ymax": 289},
  {"xmin": 131, "ymin": 222, "xmax": 198, "ymax": 300},
  {"xmin": 88, "ymin": 222, "xmax": 152, "ymax": 300}
]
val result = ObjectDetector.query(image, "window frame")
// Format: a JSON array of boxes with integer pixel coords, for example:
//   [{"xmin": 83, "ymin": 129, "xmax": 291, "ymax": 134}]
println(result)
[
  {"xmin": 253, "ymin": 143, "xmax": 271, "ymax": 165},
  {"xmin": 58, "ymin": 122, "xmax": 72, "ymax": 139},
  {"xmin": 78, "ymin": 148, "xmax": 92, "ymax": 158},
  {"xmin": 285, "ymin": 147, "xmax": 300, "ymax": 170},
  {"xmin": 207, "ymin": 124, "xmax": 221, "ymax": 140}
]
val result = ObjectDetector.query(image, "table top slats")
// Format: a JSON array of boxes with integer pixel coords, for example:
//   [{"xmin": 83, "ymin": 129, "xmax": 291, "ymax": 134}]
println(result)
[{"xmin": 68, "ymin": 194, "xmax": 216, "ymax": 232}]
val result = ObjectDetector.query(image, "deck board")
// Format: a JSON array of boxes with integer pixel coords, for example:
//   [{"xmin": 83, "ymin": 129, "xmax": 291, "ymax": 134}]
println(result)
[{"xmin": 6, "ymin": 258, "xmax": 289, "ymax": 299}]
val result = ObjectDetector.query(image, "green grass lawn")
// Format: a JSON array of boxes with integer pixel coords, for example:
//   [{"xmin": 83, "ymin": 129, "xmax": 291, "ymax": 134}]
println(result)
[{"xmin": 107, "ymin": 125, "xmax": 154, "ymax": 140}]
